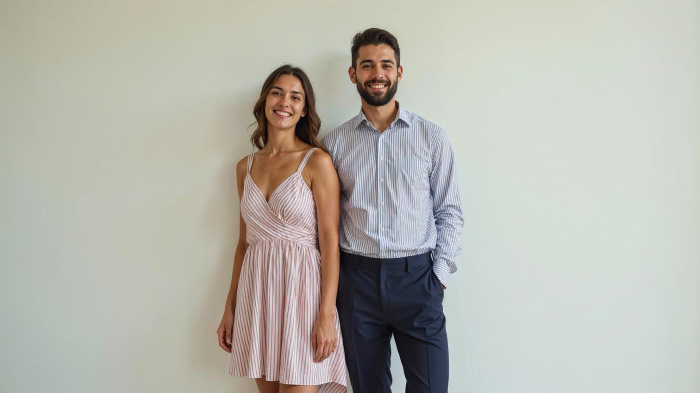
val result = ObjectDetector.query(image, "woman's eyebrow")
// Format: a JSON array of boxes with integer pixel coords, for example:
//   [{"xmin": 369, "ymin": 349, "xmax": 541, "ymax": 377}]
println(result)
[{"xmin": 271, "ymin": 86, "xmax": 304, "ymax": 96}]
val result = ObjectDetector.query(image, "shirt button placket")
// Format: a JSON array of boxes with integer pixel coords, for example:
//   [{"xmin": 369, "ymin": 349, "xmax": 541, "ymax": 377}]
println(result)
[{"xmin": 377, "ymin": 134, "xmax": 385, "ymax": 257}]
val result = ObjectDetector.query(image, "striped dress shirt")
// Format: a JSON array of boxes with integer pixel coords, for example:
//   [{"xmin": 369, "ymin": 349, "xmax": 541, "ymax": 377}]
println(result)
[{"xmin": 322, "ymin": 104, "xmax": 464, "ymax": 287}]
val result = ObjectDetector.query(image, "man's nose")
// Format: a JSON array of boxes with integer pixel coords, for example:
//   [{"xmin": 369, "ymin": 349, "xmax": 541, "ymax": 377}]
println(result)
[{"xmin": 371, "ymin": 68, "xmax": 385, "ymax": 79}]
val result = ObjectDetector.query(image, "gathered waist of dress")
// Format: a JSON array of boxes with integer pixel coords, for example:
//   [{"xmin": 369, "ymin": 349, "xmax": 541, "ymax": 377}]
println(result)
[{"xmin": 246, "ymin": 237, "xmax": 318, "ymax": 249}]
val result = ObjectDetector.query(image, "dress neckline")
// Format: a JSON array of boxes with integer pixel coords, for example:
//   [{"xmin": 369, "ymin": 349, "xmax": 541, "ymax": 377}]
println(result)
[{"xmin": 246, "ymin": 147, "xmax": 317, "ymax": 204}]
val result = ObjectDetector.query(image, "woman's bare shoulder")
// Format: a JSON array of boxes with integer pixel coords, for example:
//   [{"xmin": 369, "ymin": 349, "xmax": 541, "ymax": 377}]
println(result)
[
  {"xmin": 306, "ymin": 148, "xmax": 333, "ymax": 171},
  {"xmin": 235, "ymin": 155, "xmax": 249, "ymax": 178}
]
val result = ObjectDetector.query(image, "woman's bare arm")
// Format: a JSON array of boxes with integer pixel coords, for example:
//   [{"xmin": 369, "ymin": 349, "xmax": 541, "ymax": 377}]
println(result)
[
  {"xmin": 217, "ymin": 157, "xmax": 249, "ymax": 352},
  {"xmin": 305, "ymin": 150, "xmax": 341, "ymax": 362}
]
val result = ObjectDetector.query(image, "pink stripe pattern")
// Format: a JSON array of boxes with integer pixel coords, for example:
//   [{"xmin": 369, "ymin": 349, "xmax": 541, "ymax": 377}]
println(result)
[{"xmin": 230, "ymin": 148, "xmax": 347, "ymax": 393}]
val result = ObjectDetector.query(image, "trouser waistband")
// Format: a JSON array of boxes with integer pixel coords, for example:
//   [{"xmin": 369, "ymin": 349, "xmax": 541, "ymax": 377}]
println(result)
[{"xmin": 339, "ymin": 250, "xmax": 432, "ymax": 271}]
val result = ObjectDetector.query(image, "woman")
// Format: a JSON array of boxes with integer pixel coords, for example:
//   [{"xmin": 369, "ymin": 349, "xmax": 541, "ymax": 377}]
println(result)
[{"xmin": 217, "ymin": 64, "xmax": 347, "ymax": 393}]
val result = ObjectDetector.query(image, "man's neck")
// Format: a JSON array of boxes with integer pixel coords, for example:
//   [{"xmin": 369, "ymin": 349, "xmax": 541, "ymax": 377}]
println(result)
[{"xmin": 361, "ymin": 99, "xmax": 399, "ymax": 132}]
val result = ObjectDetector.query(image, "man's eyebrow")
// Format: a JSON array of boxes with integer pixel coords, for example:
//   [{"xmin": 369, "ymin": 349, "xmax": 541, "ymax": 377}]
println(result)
[
  {"xmin": 271, "ymin": 86, "xmax": 304, "ymax": 96},
  {"xmin": 359, "ymin": 59, "xmax": 395, "ymax": 65}
]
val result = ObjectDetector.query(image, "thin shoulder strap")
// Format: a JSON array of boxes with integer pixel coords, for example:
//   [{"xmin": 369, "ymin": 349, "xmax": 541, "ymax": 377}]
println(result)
[
  {"xmin": 246, "ymin": 153, "xmax": 255, "ymax": 173},
  {"xmin": 296, "ymin": 148, "xmax": 318, "ymax": 172}
]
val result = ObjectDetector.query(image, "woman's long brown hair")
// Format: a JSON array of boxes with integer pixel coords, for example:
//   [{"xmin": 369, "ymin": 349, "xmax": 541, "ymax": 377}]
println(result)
[{"xmin": 250, "ymin": 64, "xmax": 327, "ymax": 153}]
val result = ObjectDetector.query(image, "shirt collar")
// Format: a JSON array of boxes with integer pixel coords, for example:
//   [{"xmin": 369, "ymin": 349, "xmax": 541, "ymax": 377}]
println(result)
[
  {"xmin": 351, "ymin": 102, "xmax": 412, "ymax": 131},
  {"xmin": 395, "ymin": 104, "xmax": 412, "ymax": 127}
]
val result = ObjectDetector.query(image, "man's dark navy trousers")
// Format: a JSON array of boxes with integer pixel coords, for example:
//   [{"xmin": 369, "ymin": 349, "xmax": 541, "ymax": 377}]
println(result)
[{"xmin": 336, "ymin": 250, "xmax": 449, "ymax": 393}]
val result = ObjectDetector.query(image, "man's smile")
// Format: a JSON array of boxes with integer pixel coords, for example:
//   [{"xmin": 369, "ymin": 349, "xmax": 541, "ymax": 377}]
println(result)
[{"xmin": 366, "ymin": 80, "xmax": 389, "ymax": 93}]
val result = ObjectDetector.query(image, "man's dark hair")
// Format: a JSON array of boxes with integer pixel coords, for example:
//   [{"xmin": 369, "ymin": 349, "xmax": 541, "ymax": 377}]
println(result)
[{"xmin": 351, "ymin": 28, "xmax": 400, "ymax": 69}]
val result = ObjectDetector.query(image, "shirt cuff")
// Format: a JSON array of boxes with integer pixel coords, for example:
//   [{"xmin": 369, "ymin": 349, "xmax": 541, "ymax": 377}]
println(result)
[{"xmin": 433, "ymin": 262, "xmax": 452, "ymax": 289}]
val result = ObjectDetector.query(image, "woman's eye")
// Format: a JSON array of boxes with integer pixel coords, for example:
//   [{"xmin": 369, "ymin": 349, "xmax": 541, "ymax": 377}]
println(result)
[{"xmin": 292, "ymin": 96, "xmax": 301, "ymax": 101}]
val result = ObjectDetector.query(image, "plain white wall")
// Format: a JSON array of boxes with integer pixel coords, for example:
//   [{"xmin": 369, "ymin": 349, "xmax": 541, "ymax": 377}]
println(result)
[{"xmin": 1, "ymin": 0, "xmax": 699, "ymax": 392}]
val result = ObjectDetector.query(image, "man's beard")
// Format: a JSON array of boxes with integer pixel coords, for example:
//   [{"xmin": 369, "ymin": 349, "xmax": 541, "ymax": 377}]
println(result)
[{"xmin": 357, "ymin": 79, "xmax": 398, "ymax": 107}]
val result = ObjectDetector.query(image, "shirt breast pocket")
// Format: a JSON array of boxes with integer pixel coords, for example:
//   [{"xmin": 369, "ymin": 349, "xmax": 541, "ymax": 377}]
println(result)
[{"xmin": 400, "ymin": 158, "xmax": 429, "ymax": 185}]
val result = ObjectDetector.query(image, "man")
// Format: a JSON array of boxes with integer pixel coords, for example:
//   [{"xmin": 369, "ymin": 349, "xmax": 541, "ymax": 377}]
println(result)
[{"xmin": 322, "ymin": 28, "xmax": 464, "ymax": 393}]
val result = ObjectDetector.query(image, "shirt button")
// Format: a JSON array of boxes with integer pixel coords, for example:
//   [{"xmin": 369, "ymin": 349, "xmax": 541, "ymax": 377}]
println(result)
[
  {"xmin": 381, "ymin": 228, "xmax": 384, "ymax": 231},
  {"xmin": 381, "ymin": 202, "xmax": 384, "ymax": 206},
  {"xmin": 380, "ymin": 157, "xmax": 384, "ymax": 160},
  {"xmin": 380, "ymin": 178, "xmax": 384, "ymax": 182}
]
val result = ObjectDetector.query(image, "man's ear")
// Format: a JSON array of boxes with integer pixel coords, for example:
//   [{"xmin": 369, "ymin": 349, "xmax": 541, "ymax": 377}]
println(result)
[
  {"xmin": 397, "ymin": 65, "xmax": 403, "ymax": 82},
  {"xmin": 348, "ymin": 66, "xmax": 357, "ymax": 84}
]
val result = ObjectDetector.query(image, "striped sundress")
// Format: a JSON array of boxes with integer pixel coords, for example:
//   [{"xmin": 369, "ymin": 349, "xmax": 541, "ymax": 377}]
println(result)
[{"xmin": 230, "ymin": 148, "xmax": 347, "ymax": 393}]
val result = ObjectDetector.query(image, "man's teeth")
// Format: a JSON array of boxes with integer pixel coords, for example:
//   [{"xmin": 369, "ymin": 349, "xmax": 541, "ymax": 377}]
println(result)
[
  {"xmin": 274, "ymin": 110, "xmax": 292, "ymax": 117},
  {"xmin": 369, "ymin": 84, "xmax": 387, "ymax": 89}
]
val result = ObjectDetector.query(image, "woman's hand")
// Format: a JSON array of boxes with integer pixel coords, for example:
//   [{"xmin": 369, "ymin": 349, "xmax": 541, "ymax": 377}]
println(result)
[
  {"xmin": 311, "ymin": 313, "xmax": 338, "ymax": 362},
  {"xmin": 217, "ymin": 308, "xmax": 234, "ymax": 353}
]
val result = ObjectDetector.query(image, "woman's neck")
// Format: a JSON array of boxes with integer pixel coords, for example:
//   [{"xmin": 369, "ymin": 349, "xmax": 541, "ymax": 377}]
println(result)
[{"xmin": 261, "ymin": 125, "xmax": 302, "ymax": 154}]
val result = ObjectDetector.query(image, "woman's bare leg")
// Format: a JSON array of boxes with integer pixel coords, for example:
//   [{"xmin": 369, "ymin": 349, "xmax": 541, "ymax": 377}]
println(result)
[
  {"xmin": 279, "ymin": 384, "xmax": 319, "ymax": 393},
  {"xmin": 255, "ymin": 377, "xmax": 279, "ymax": 393}
]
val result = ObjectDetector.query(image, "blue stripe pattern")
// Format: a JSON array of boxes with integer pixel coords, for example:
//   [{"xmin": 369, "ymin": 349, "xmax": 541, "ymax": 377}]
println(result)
[{"xmin": 322, "ymin": 105, "xmax": 464, "ymax": 287}]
